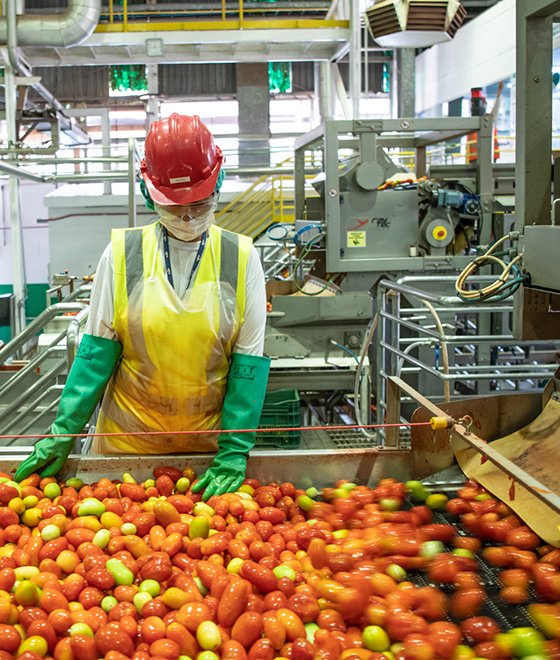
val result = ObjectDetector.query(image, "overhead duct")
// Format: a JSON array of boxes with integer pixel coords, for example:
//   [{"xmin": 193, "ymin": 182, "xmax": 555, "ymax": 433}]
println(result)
[{"xmin": 0, "ymin": 0, "xmax": 101, "ymax": 48}]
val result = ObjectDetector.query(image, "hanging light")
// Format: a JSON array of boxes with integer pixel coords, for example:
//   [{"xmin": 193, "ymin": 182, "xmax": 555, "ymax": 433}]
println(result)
[{"xmin": 364, "ymin": 0, "xmax": 466, "ymax": 48}]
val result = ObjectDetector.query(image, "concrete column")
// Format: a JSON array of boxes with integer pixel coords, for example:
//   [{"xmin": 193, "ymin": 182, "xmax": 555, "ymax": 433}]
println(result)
[
  {"xmin": 396, "ymin": 48, "xmax": 416, "ymax": 118},
  {"xmin": 236, "ymin": 63, "xmax": 270, "ymax": 169},
  {"xmin": 145, "ymin": 64, "xmax": 159, "ymax": 131}
]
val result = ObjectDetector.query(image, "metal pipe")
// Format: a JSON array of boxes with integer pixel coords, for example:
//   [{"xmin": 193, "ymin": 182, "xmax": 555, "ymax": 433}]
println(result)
[
  {"xmin": 380, "ymin": 309, "xmax": 544, "ymax": 345},
  {"xmin": 0, "ymin": 302, "xmax": 87, "ymax": 366},
  {"xmin": 66, "ymin": 307, "xmax": 90, "ymax": 370},
  {"xmin": 5, "ymin": 2, "xmax": 26, "ymax": 338},
  {"xmin": 0, "ymin": 0, "xmax": 101, "ymax": 47},
  {"xmin": 380, "ymin": 342, "xmax": 555, "ymax": 381},
  {"xmin": 128, "ymin": 138, "xmax": 137, "ymax": 228},
  {"xmin": 0, "ymin": 161, "xmax": 47, "ymax": 182},
  {"xmin": 62, "ymin": 284, "xmax": 92, "ymax": 303}
]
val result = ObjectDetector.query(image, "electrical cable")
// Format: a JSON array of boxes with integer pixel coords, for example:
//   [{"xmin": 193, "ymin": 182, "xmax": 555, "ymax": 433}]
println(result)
[
  {"xmin": 421, "ymin": 300, "xmax": 451, "ymax": 402},
  {"xmin": 455, "ymin": 233, "xmax": 522, "ymax": 302},
  {"xmin": 292, "ymin": 234, "xmax": 340, "ymax": 296},
  {"xmin": 266, "ymin": 223, "xmax": 290, "ymax": 241}
]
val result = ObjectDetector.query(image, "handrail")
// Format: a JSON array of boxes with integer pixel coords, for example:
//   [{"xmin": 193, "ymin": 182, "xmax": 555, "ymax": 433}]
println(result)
[
  {"xmin": 0, "ymin": 302, "xmax": 87, "ymax": 366},
  {"xmin": 67, "ymin": 307, "xmax": 90, "ymax": 371},
  {"xmin": 0, "ymin": 359, "xmax": 66, "ymax": 426}
]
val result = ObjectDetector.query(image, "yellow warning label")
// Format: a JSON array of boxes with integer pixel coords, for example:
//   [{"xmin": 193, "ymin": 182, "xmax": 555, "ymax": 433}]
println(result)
[{"xmin": 347, "ymin": 231, "xmax": 366, "ymax": 247}]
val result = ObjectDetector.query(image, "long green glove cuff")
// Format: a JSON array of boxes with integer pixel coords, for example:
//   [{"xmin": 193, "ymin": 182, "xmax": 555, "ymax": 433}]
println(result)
[
  {"xmin": 15, "ymin": 334, "xmax": 122, "ymax": 481},
  {"xmin": 192, "ymin": 353, "xmax": 271, "ymax": 500}
]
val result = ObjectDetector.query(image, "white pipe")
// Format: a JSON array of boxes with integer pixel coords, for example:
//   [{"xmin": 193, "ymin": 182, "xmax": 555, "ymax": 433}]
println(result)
[
  {"xmin": 349, "ymin": 0, "xmax": 361, "ymax": 118},
  {"xmin": 4, "ymin": 3, "xmax": 26, "ymax": 337}
]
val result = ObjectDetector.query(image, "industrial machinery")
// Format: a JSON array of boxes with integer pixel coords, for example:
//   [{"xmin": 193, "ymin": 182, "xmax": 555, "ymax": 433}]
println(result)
[{"xmin": 264, "ymin": 114, "xmax": 555, "ymax": 426}]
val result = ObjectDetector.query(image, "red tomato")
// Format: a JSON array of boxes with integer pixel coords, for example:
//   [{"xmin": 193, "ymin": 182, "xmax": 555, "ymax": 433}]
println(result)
[{"xmin": 460, "ymin": 617, "xmax": 502, "ymax": 644}]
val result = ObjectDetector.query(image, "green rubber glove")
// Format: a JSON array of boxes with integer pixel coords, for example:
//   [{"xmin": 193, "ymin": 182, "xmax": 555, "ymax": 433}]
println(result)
[
  {"xmin": 15, "ymin": 334, "xmax": 122, "ymax": 481},
  {"xmin": 191, "ymin": 352, "xmax": 270, "ymax": 501}
]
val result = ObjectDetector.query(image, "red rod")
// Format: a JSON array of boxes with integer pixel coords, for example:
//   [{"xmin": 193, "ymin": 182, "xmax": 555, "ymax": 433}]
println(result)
[{"xmin": 0, "ymin": 421, "xmax": 434, "ymax": 441}]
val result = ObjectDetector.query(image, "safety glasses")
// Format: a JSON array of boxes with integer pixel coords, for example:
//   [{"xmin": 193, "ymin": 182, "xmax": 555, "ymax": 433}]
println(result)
[{"xmin": 154, "ymin": 194, "xmax": 218, "ymax": 221}]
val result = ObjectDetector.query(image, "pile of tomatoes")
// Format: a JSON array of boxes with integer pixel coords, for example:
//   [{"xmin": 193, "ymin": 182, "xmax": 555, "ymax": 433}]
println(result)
[{"xmin": 0, "ymin": 468, "xmax": 557, "ymax": 660}]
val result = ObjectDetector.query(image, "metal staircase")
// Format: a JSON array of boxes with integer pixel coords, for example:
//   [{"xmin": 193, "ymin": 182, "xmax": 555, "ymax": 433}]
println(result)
[{"xmin": 0, "ymin": 288, "xmax": 91, "ymax": 449}]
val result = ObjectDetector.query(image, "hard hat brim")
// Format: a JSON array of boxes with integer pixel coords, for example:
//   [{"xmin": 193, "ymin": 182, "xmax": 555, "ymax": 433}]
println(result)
[{"xmin": 141, "ymin": 150, "xmax": 223, "ymax": 206}]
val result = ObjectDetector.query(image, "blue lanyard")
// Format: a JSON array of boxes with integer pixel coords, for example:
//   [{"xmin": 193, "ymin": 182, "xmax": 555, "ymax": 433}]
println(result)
[{"xmin": 161, "ymin": 226, "xmax": 207, "ymax": 291}]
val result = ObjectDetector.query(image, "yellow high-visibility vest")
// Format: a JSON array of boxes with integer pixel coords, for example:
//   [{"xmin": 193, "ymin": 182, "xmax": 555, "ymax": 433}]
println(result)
[{"xmin": 94, "ymin": 222, "xmax": 252, "ymax": 455}]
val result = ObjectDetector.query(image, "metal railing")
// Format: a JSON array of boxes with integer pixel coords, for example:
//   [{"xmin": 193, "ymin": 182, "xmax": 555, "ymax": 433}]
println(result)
[
  {"xmin": 216, "ymin": 170, "xmax": 295, "ymax": 238},
  {"xmin": 376, "ymin": 277, "xmax": 559, "ymax": 439},
  {"xmin": 99, "ymin": 0, "xmax": 346, "ymax": 29},
  {"xmin": 0, "ymin": 302, "xmax": 89, "ymax": 446}
]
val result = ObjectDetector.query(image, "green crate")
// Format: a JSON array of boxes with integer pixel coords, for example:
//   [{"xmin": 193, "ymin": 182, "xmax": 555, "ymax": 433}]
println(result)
[{"xmin": 256, "ymin": 389, "xmax": 301, "ymax": 448}]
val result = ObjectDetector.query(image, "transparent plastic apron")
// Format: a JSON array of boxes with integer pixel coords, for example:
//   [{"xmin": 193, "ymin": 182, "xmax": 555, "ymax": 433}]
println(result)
[{"xmin": 93, "ymin": 223, "xmax": 250, "ymax": 455}]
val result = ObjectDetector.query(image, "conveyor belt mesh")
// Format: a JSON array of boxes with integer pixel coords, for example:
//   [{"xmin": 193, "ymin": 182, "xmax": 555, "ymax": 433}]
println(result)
[{"xmin": 406, "ymin": 489, "xmax": 537, "ymax": 631}]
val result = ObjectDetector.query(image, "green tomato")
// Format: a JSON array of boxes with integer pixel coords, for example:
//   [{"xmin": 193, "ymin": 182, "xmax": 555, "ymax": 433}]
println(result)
[
  {"xmin": 101, "ymin": 596, "xmax": 118, "ymax": 613},
  {"xmin": 133, "ymin": 591, "xmax": 152, "ymax": 615},
  {"xmin": 139, "ymin": 579, "xmax": 160, "ymax": 597},
  {"xmin": 77, "ymin": 498, "xmax": 106, "ymax": 518},
  {"xmin": 273, "ymin": 565, "xmax": 296, "ymax": 582},
  {"xmin": 66, "ymin": 478, "xmax": 84, "ymax": 490},
  {"xmin": 176, "ymin": 477, "xmax": 190, "ymax": 493},
  {"xmin": 296, "ymin": 495, "xmax": 314, "ymax": 511},
  {"xmin": 306, "ymin": 487, "xmax": 319, "ymax": 499},
  {"xmin": 405, "ymin": 480, "xmax": 429, "ymax": 500},
  {"xmin": 363, "ymin": 625, "xmax": 390, "ymax": 652},
  {"xmin": 43, "ymin": 483, "xmax": 61, "ymax": 500},
  {"xmin": 386, "ymin": 564, "xmax": 406, "ymax": 582},
  {"xmin": 379, "ymin": 498, "xmax": 401, "ymax": 512},
  {"xmin": 120, "ymin": 523, "xmax": 137, "ymax": 536},
  {"xmin": 69, "ymin": 623, "xmax": 94, "ymax": 637},
  {"xmin": 420, "ymin": 540, "xmax": 444, "ymax": 559},
  {"xmin": 510, "ymin": 628, "xmax": 546, "ymax": 658},
  {"xmin": 452, "ymin": 548, "xmax": 474, "ymax": 558},
  {"xmin": 106, "ymin": 558, "xmax": 134, "ymax": 586},
  {"xmin": 339, "ymin": 482, "xmax": 356, "ymax": 492},
  {"xmin": 426, "ymin": 493, "xmax": 449, "ymax": 509},
  {"xmin": 93, "ymin": 529, "xmax": 111, "ymax": 549},
  {"xmin": 474, "ymin": 493, "xmax": 493, "ymax": 501},
  {"xmin": 41, "ymin": 525, "xmax": 61, "ymax": 542},
  {"xmin": 194, "ymin": 577, "xmax": 208, "ymax": 596},
  {"xmin": 305, "ymin": 622, "xmax": 320, "ymax": 643}
]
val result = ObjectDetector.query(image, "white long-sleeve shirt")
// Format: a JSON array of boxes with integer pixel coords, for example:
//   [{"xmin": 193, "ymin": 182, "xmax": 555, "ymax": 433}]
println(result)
[{"xmin": 84, "ymin": 231, "xmax": 266, "ymax": 355}]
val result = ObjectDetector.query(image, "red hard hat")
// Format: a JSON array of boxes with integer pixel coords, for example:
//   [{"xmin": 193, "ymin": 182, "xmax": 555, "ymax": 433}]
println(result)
[{"xmin": 140, "ymin": 113, "xmax": 223, "ymax": 205}]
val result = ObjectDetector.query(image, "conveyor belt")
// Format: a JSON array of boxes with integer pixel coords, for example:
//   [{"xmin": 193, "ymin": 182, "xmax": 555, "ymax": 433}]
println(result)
[{"xmin": 411, "ymin": 467, "xmax": 537, "ymax": 631}]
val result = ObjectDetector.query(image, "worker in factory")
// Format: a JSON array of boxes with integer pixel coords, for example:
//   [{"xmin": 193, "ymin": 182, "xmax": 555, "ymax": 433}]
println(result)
[{"xmin": 15, "ymin": 113, "xmax": 270, "ymax": 501}]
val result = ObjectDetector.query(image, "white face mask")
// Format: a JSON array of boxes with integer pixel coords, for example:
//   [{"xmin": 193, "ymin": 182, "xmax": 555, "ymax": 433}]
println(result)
[{"xmin": 154, "ymin": 198, "xmax": 218, "ymax": 241}]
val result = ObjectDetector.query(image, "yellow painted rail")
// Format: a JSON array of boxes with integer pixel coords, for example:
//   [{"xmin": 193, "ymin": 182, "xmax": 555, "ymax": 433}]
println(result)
[
  {"xmin": 215, "ymin": 171, "xmax": 294, "ymax": 239},
  {"xmin": 98, "ymin": 0, "xmax": 348, "ymax": 31}
]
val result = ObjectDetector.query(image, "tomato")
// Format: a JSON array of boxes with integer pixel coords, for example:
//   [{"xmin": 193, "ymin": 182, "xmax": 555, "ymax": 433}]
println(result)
[
  {"xmin": 460, "ymin": 617, "xmax": 502, "ymax": 644},
  {"xmin": 429, "ymin": 621, "xmax": 461, "ymax": 660},
  {"xmin": 94, "ymin": 623, "xmax": 135, "ymax": 656},
  {"xmin": 500, "ymin": 586, "xmax": 528, "ymax": 604},
  {"xmin": 232, "ymin": 612, "xmax": 264, "ymax": 648},
  {"xmin": 385, "ymin": 610, "xmax": 430, "ymax": 641},
  {"xmin": 450, "ymin": 589, "xmax": 485, "ymax": 620}
]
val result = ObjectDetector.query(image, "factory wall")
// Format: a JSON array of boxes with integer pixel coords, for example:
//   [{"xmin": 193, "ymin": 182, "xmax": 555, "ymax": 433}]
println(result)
[
  {"xmin": 415, "ymin": 0, "xmax": 515, "ymax": 114},
  {"xmin": 0, "ymin": 181, "xmax": 56, "ymax": 342}
]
